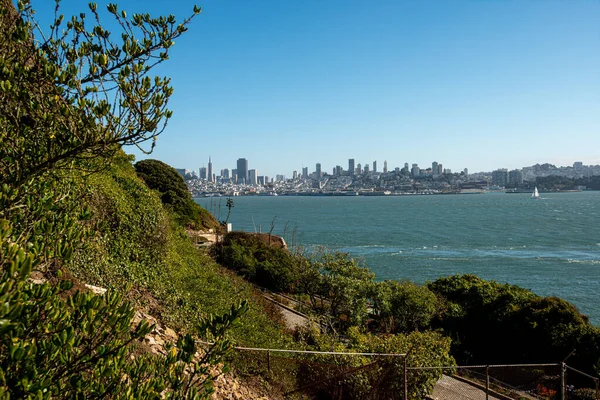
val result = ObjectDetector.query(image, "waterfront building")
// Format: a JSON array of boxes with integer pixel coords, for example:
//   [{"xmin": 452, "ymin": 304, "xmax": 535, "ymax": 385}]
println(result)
[
  {"xmin": 349, "ymin": 159, "xmax": 355, "ymax": 176},
  {"xmin": 249, "ymin": 169, "xmax": 258, "ymax": 185},
  {"xmin": 236, "ymin": 158, "xmax": 248, "ymax": 184},
  {"xmin": 316, "ymin": 163, "xmax": 322, "ymax": 179},
  {"xmin": 207, "ymin": 156, "xmax": 213, "ymax": 183},
  {"xmin": 492, "ymin": 168, "xmax": 509, "ymax": 187},
  {"xmin": 383, "ymin": 160, "xmax": 388, "ymax": 173},
  {"xmin": 373, "ymin": 161, "xmax": 377, "ymax": 173},
  {"xmin": 508, "ymin": 169, "xmax": 523, "ymax": 186}
]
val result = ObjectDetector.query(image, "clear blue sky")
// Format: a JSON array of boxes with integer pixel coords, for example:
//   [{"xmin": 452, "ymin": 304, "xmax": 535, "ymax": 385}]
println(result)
[{"xmin": 48, "ymin": 0, "xmax": 599, "ymax": 177}]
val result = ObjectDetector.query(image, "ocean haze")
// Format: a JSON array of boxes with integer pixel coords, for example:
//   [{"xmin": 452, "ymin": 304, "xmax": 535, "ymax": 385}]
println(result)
[{"xmin": 197, "ymin": 191, "xmax": 600, "ymax": 324}]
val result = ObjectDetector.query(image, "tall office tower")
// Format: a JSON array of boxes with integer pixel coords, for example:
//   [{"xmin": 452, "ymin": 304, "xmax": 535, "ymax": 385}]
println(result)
[
  {"xmin": 199, "ymin": 167, "xmax": 207, "ymax": 180},
  {"xmin": 276, "ymin": 174, "xmax": 285, "ymax": 182},
  {"xmin": 373, "ymin": 161, "xmax": 377, "ymax": 173},
  {"xmin": 221, "ymin": 169, "xmax": 230, "ymax": 179},
  {"xmin": 249, "ymin": 169, "xmax": 258, "ymax": 185},
  {"xmin": 335, "ymin": 165, "xmax": 342, "ymax": 176},
  {"xmin": 232, "ymin": 169, "xmax": 238, "ymax": 183},
  {"xmin": 364, "ymin": 164, "xmax": 370, "ymax": 173},
  {"xmin": 302, "ymin": 167, "xmax": 309, "ymax": 179},
  {"xmin": 404, "ymin": 162, "xmax": 409, "ymax": 170},
  {"xmin": 316, "ymin": 163, "xmax": 322, "ymax": 179},
  {"xmin": 207, "ymin": 156, "xmax": 213, "ymax": 183},
  {"xmin": 258, "ymin": 176, "xmax": 265, "ymax": 185},
  {"xmin": 349, "ymin": 159, "xmax": 355, "ymax": 176},
  {"xmin": 432, "ymin": 161, "xmax": 439, "ymax": 177},
  {"xmin": 437, "ymin": 164, "xmax": 443, "ymax": 175},
  {"xmin": 293, "ymin": 170, "xmax": 298, "ymax": 180},
  {"xmin": 383, "ymin": 160, "xmax": 388, "ymax": 173},
  {"xmin": 236, "ymin": 158, "xmax": 248, "ymax": 184},
  {"xmin": 411, "ymin": 163, "xmax": 420, "ymax": 178},
  {"xmin": 463, "ymin": 168, "xmax": 468, "ymax": 177},
  {"xmin": 357, "ymin": 163, "xmax": 362, "ymax": 174}
]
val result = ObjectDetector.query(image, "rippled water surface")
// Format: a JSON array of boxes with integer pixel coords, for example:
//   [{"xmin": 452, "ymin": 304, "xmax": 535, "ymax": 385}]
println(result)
[{"xmin": 197, "ymin": 192, "xmax": 600, "ymax": 324}]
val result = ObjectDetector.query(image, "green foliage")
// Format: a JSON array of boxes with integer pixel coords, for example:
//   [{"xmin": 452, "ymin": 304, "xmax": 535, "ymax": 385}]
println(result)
[
  {"xmin": 372, "ymin": 280, "xmax": 439, "ymax": 333},
  {"xmin": 293, "ymin": 325, "xmax": 454, "ymax": 400},
  {"xmin": 0, "ymin": 0, "xmax": 200, "ymax": 187},
  {"xmin": 0, "ymin": 216, "xmax": 248, "ymax": 399},
  {"xmin": 134, "ymin": 159, "xmax": 219, "ymax": 230},
  {"xmin": 300, "ymin": 251, "xmax": 376, "ymax": 333},
  {"xmin": 428, "ymin": 274, "xmax": 600, "ymax": 374},
  {"xmin": 214, "ymin": 232, "xmax": 301, "ymax": 292}
]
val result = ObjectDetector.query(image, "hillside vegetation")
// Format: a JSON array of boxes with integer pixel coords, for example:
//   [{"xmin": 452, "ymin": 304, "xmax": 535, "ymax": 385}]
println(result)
[{"xmin": 2, "ymin": 0, "xmax": 600, "ymax": 398}]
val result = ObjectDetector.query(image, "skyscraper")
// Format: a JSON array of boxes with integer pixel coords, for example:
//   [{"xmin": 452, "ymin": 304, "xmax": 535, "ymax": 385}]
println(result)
[
  {"xmin": 207, "ymin": 156, "xmax": 213, "ymax": 183},
  {"xmin": 373, "ymin": 161, "xmax": 377, "ymax": 173},
  {"xmin": 383, "ymin": 160, "xmax": 388, "ymax": 173},
  {"xmin": 349, "ymin": 159, "xmax": 355, "ymax": 176},
  {"xmin": 316, "ymin": 163, "xmax": 322, "ymax": 179},
  {"xmin": 302, "ymin": 167, "xmax": 308, "ymax": 179},
  {"xmin": 249, "ymin": 169, "xmax": 258, "ymax": 185},
  {"xmin": 236, "ymin": 158, "xmax": 248, "ymax": 184}
]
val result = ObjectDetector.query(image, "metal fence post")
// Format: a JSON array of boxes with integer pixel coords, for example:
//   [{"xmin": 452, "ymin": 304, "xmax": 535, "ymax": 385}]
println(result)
[
  {"xmin": 486, "ymin": 365, "xmax": 490, "ymax": 400},
  {"xmin": 403, "ymin": 355, "xmax": 408, "ymax": 400},
  {"xmin": 561, "ymin": 362, "xmax": 566, "ymax": 400},
  {"xmin": 267, "ymin": 350, "xmax": 271, "ymax": 373}
]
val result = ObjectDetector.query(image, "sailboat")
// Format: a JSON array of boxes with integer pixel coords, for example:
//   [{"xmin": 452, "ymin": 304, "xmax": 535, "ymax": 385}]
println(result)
[{"xmin": 531, "ymin": 186, "xmax": 540, "ymax": 199}]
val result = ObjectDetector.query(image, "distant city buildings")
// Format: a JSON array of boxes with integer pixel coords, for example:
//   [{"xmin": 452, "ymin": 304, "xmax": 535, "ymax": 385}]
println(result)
[
  {"xmin": 236, "ymin": 158, "xmax": 248, "ymax": 184},
  {"xmin": 249, "ymin": 169, "xmax": 258, "ymax": 185},
  {"xmin": 492, "ymin": 169, "xmax": 508, "ymax": 187},
  {"xmin": 207, "ymin": 156, "xmax": 213, "ymax": 183},
  {"xmin": 181, "ymin": 156, "xmax": 600, "ymax": 198}
]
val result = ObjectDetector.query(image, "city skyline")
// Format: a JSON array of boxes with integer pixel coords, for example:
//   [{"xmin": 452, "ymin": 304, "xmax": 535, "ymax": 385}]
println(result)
[
  {"xmin": 71, "ymin": 0, "xmax": 600, "ymax": 177},
  {"xmin": 184, "ymin": 155, "xmax": 596, "ymax": 183}
]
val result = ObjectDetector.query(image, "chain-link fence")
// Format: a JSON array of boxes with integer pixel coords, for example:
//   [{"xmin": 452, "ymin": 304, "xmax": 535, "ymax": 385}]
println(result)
[{"xmin": 224, "ymin": 344, "xmax": 600, "ymax": 400}]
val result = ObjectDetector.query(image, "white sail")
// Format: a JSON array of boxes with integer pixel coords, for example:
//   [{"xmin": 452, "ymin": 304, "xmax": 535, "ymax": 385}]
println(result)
[{"xmin": 532, "ymin": 187, "xmax": 540, "ymax": 199}]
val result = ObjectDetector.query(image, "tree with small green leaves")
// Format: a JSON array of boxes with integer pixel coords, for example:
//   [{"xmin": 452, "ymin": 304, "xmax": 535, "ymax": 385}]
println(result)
[{"xmin": 0, "ymin": 0, "xmax": 200, "ymax": 187}]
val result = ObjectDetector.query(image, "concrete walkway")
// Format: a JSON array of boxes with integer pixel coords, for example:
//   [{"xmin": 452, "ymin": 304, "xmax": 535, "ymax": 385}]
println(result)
[{"xmin": 430, "ymin": 375, "xmax": 503, "ymax": 400}]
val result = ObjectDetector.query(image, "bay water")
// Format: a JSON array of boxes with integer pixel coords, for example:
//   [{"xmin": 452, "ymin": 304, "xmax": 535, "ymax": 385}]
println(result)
[{"xmin": 196, "ymin": 192, "xmax": 600, "ymax": 324}]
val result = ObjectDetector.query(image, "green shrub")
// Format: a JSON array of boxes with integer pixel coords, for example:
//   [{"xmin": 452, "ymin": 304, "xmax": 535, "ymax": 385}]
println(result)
[
  {"xmin": 214, "ymin": 232, "xmax": 300, "ymax": 292},
  {"xmin": 372, "ymin": 280, "xmax": 439, "ymax": 333},
  {"xmin": 134, "ymin": 159, "xmax": 219, "ymax": 231},
  {"xmin": 0, "ymin": 217, "xmax": 247, "ymax": 399}
]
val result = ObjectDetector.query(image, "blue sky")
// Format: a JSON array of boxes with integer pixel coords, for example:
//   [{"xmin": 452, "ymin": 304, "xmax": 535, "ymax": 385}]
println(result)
[{"xmin": 48, "ymin": 0, "xmax": 599, "ymax": 177}]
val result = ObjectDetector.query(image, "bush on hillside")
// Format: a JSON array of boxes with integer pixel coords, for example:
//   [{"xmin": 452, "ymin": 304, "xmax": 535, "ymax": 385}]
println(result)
[
  {"xmin": 214, "ymin": 232, "xmax": 300, "ymax": 292},
  {"xmin": 372, "ymin": 280, "xmax": 439, "ymax": 334},
  {"xmin": 428, "ymin": 274, "xmax": 600, "ymax": 375},
  {"xmin": 293, "ymin": 325, "xmax": 454, "ymax": 400},
  {"xmin": 134, "ymin": 159, "xmax": 219, "ymax": 231}
]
